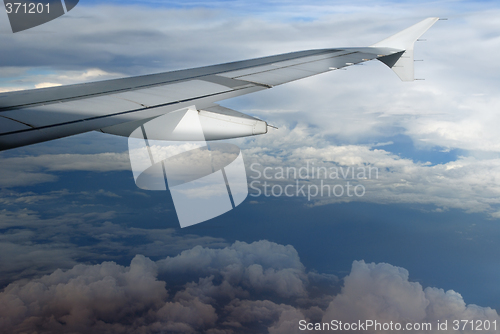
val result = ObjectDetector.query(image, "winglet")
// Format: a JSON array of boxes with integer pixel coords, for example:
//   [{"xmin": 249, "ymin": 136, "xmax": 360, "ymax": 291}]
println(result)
[{"xmin": 372, "ymin": 17, "xmax": 439, "ymax": 81}]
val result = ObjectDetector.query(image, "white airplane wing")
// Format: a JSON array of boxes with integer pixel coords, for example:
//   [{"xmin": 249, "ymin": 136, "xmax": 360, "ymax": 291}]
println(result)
[{"xmin": 0, "ymin": 17, "xmax": 438, "ymax": 151}]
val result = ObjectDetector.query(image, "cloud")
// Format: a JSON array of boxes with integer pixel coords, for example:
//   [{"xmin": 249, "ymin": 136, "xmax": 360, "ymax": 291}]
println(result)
[
  {"xmin": 0, "ymin": 204, "xmax": 227, "ymax": 286},
  {"xmin": 0, "ymin": 87, "xmax": 25, "ymax": 93},
  {"xmin": 13, "ymin": 69, "xmax": 124, "ymax": 91},
  {"xmin": 55, "ymin": 68, "xmax": 123, "ymax": 83},
  {"xmin": 34, "ymin": 82, "xmax": 62, "ymax": 89},
  {"xmin": 0, "ymin": 241, "xmax": 497, "ymax": 333},
  {"xmin": 322, "ymin": 260, "xmax": 500, "ymax": 333},
  {"xmin": 239, "ymin": 113, "xmax": 500, "ymax": 218},
  {"xmin": 242, "ymin": 126, "xmax": 500, "ymax": 217},
  {"xmin": 3, "ymin": 124, "xmax": 500, "ymax": 218},
  {"xmin": 0, "ymin": 67, "xmax": 122, "ymax": 92},
  {"xmin": 157, "ymin": 240, "xmax": 309, "ymax": 299},
  {"xmin": 0, "ymin": 255, "xmax": 171, "ymax": 333},
  {"xmin": 0, "ymin": 241, "xmax": 317, "ymax": 333},
  {"xmin": 0, "ymin": 153, "xmax": 130, "ymax": 187},
  {"xmin": 269, "ymin": 308, "xmax": 310, "ymax": 334}
]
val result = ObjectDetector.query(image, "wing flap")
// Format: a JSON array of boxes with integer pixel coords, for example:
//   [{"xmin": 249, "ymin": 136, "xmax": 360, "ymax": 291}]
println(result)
[
  {"xmin": 1, "ymin": 96, "xmax": 140, "ymax": 128},
  {"xmin": 0, "ymin": 80, "xmax": 234, "ymax": 128},
  {"xmin": 0, "ymin": 85, "xmax": 266, "ymax": 150},
  {"xmin": 111, "ymin": 80, "xmax": 232, "ymax": 107},
  {"xmin": 233, "ymin": 67, "xmax": 315, "ymax": 86}
]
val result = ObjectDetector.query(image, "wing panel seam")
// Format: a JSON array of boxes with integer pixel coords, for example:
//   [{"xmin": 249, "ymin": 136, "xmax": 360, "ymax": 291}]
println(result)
[
  {"xmin": 0, "ymin": 86, "xmax": 262, "ymax": 137},
  {"xmin": 0, "ymin": 115, "xmax": 35, "ymax": 129},
  {"xmin": 225, "ymin": 51, "xmax": 360, "ymax": 80}
]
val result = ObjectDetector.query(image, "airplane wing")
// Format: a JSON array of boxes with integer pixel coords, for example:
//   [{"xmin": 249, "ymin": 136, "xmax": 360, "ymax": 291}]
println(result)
[{"xmin": 0, "ymin": 18, "xmax": 439, "ymax": 151}]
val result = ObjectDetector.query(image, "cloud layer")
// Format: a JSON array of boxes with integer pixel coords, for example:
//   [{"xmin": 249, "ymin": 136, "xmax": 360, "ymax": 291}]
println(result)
[
  {"xmin": 0, "ymin": 241, "xmax": 497, "ymax": 333},
  {"xmin": 3, "ymin": 136, "xmax": 500, "ymax": 218},
  {"xmin": 0, "ymin": 203, "xmax": 226, "ymax": 286},
  {"xmin": 242, "ymin": 129, "xmax": 500, "ymax": 217}
]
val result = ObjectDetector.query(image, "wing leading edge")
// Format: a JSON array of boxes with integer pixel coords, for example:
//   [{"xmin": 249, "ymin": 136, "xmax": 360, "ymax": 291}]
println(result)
[{"xmin": 0, "ymin": 17, "xmax": 438, "ymax": 151}]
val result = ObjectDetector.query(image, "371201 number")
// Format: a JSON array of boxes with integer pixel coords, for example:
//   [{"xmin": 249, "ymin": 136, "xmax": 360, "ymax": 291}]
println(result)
[
  {"xmin": 453, "ymin": 320, "xmax": 497, "ymax": 331},
  {"xmin": 5, "ymin": 3, "xmax": 50, "ymax": 14}
]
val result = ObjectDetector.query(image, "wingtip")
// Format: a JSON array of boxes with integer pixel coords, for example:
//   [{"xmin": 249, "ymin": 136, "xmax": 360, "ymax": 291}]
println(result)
[
  {"xmin": 372, "ymin": 17, "xmax": 440, "ymax": 82},
  {"xmin": 372, "ymin": 17, "xmax": 440, "ymax": 50}
]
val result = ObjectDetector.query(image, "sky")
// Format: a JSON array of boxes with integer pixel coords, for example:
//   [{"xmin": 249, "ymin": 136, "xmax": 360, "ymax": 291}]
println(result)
[{"xmin": 1, "ymin": 0, "xmax": 500, "ymax": 333}]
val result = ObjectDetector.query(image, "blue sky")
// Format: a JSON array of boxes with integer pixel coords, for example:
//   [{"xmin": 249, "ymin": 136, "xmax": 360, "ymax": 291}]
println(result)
[{"xmin": 1, "ymin": 0, "xmax": 500, "ymax": 332}]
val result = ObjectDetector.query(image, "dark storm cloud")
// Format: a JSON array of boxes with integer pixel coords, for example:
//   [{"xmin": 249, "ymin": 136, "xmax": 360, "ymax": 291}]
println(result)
[
  {"xmin": 0, "ymin": 241, "xmax": 497, "ymax": 333},
  {"xmin": 0, "ymin": 241, "xmax": 320, "ymax": 333},
  {"xmin": 0, "ymin": 204, "xmax": 227, "ymax": 285}
]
